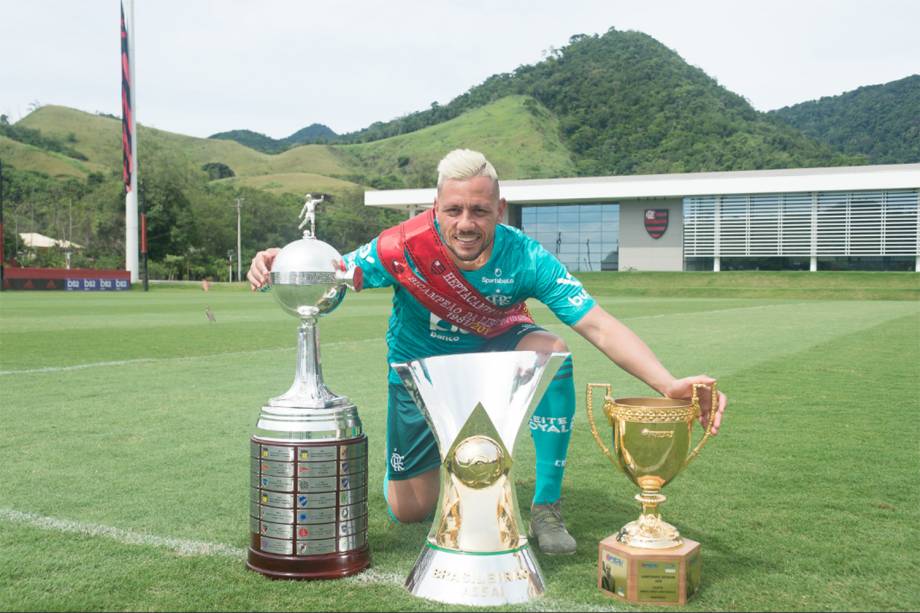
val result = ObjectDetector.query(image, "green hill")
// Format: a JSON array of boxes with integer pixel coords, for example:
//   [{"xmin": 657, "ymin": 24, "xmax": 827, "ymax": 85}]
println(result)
[
  {"xmin": 9, "ymin": 97, "xmax": 574, "ymax": 194},
  {"xmin": 770, "ymin": 74, "xmax": 920, "ymax": 164},
  {"xmin": 0, "ymin": 134, "xmax": 107, "ymax": 179},
  {"xmin": 213, "ymin": 172, "xmax": 362, "ymax": 196},
  {"xmin": 339, "ymin": 95, "xmax": 576, "ymax": 187},
  {"xmin": 14, "ymin": 106, "xmax": 354, "ymax": 182}
]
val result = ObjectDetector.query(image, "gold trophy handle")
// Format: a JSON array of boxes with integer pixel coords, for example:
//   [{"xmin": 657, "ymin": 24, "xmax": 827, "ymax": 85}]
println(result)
[
  {"xmin": 686, "ymin": 381, "xmax": 718, "ymax": 465},
  {"xmin": 585, "ymin": 383, "xmax": 619, "ymax": 468}
]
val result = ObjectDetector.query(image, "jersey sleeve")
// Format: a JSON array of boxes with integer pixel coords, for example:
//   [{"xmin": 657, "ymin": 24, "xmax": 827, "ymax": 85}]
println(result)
[
  {"xmin": 530, "ymin": 241, "xmax": 596, "ymax": 326},
  {"xmin": 342, "ymin": 237, "xmax": 395, "ymax": 290}
]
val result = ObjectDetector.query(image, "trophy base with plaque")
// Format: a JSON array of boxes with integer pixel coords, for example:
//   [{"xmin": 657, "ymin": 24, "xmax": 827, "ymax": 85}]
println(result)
[
  {"xmin": 598, "ymin": 535, "xmax": 701, "ymax": 606},
  {"xmin": 247, "ymin": 407, "xmax": 371, "ymax": 580}
]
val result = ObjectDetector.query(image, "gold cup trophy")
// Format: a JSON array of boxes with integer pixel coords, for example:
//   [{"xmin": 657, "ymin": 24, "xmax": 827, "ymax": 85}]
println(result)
[{"xmin": 585, "ymin": 382, "xmax": 718, "ymax": 605}]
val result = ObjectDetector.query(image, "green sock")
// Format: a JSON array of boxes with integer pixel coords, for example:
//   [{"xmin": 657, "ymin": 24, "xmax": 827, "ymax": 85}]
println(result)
[{"xmin": 529, "ymin": 356, "xmax": 575, "ymax": 505}]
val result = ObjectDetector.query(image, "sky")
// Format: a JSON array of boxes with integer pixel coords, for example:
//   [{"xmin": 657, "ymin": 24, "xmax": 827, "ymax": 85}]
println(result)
[{"xmin": 1, "ymin": 0, "xmax": 918, "ymax": 139}]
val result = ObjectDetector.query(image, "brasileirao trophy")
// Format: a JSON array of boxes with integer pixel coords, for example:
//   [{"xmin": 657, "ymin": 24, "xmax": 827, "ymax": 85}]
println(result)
[
  {"xmin": 393, "ymin": 350, "xmax": 568, "ymax": 607},
  {"xmin": 585, "ymin": 382, "xmax": 718, "ymax": 605},
  {"xmin": 247, "ymin": 194, "xmax": 370, "ymax": 579}
]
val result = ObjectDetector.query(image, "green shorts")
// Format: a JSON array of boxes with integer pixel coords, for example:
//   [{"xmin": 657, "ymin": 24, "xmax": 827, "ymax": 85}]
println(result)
[{"xmin": 385, "ymin": 323, "xmax": 545, "ymax": 480}]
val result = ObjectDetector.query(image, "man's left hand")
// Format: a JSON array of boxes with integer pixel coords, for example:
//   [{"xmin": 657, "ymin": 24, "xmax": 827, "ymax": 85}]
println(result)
[{"xmin": 662, "ymin": 375, "xmax": 726, "ymax": 435}]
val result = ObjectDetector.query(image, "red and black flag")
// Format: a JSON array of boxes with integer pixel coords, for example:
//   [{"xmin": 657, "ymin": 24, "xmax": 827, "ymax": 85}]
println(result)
[
  {"xmin": 121, "ymin": 1, "xmax": 134, "ymax": 193},
  {"xmin": 644, "ymin": 209, "xmax": 669, "ymax": 239}
]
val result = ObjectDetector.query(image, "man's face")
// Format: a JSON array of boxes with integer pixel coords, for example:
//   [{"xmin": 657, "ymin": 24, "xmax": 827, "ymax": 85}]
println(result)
[{"xmin": 434, "ymin": 176, "xmax": 507, "ymax": 270}]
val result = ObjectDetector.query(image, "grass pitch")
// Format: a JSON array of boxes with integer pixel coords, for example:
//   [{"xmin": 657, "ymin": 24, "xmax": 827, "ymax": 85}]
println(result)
[{"xmin": 1, "ymin": 273, "xmax": 918, "ymax": 611}]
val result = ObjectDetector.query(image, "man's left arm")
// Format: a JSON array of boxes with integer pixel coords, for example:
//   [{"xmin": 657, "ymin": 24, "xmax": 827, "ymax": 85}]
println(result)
[{"xmin": 572, "ymin": 305, "xmax": 726, "ymax": 434}]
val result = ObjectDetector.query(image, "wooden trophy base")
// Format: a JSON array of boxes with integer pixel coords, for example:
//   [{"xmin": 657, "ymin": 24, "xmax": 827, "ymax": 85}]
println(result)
[
  {"xmin": 597, "ymin": 535, "xmax": 701, "ymax": 606},
  {"xmin": 247, "ymin": 538, "xmax": 370, "ymax": 580}
]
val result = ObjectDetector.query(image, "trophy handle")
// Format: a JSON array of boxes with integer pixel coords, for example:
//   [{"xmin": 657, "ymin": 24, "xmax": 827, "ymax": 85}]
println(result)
[
  {"xmin": 585, "ymin": 383, "xmax": 619, "ymax": 468},
  {"xmin": 686, "ymin": 381, "xmax": 718, "ymax": 465}
]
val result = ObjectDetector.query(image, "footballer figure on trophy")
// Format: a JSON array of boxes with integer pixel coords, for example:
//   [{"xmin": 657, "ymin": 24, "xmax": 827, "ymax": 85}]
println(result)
[{"xmin": 248, "ymin": 148, "xmax": 727, "ymax": 555}]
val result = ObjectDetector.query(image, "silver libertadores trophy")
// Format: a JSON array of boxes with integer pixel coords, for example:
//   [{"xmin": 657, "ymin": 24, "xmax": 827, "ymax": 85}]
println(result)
[
  {"xmin": 392, "ymin": 350, "xmax": 569, "ymax": 606},
  {"xmin": 247, "ymin": 194, "xmax": 370, "ymax": 579}
]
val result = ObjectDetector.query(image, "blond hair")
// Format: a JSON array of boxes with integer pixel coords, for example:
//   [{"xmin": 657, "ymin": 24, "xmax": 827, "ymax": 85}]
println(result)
[{"xmin": 436, "ymin": 149, "xmax": 499, "ymax": 195}]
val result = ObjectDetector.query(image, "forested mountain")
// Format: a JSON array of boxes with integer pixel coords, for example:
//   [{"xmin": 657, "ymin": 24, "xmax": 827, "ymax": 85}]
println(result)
[
  {"xmin": 335, "ymin": 28, "xmax": 862, "ymax": 174},
  {"xmin": 208, "ymin": 129, "xmax": 287, "ymax": 153},
  {"xmin": 210, "ymin": 123, "xmax": 338, "ymax": 153},
  {"xmin": 770, "ymin": 75, "xmax": 920, "ymax": 164},
  {"xmin": 285, "ymin": 123, "xmax": 337, "ymax": 145}
]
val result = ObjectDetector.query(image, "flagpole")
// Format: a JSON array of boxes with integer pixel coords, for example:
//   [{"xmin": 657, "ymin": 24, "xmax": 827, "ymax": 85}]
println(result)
[{"xmin": 123, "ymin": 0, "xmax": 139, "ymax": 283}]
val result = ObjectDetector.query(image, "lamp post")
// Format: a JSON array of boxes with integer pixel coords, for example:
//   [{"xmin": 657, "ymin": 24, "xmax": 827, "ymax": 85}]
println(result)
[{"xmin": 234, "ymin": 197, "xmax": 243, "ymax": 282}]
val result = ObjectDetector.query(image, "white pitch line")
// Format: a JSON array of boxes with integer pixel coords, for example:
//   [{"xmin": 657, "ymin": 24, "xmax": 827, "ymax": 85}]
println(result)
[
  {"xmin": 0, "ymin": 508, "xmax": 245, "ymax": 558},
  {"xmin": 0, "ymin": 507, "xmax": 616, "ymax": 611},
  {"xmin": 0, "ymin": 338, "xmax": 384, "ymax": 377}
]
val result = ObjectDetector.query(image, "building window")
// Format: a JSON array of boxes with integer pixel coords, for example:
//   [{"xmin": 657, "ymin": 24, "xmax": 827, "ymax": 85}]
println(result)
[
  {"xmin": 684, "ymin": 189, "xmax": 919, "ymax": 271},
  {"xmin": 520, "ymin": 204, "xmax": 619, "ymax": 272},
  {"xmin": 817, "ymin": 256, "xmax": 916, "ymax": 271}
]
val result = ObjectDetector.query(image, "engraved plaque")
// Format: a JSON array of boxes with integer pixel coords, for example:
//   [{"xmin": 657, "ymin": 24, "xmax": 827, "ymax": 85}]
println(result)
[
  {"xmin": 339, "ymin": 487, "xmax": 367, "ymax": 506},
  {"xmin": 297, "ymin": 446, "xmax": 337, "ymax": 462},
  {"xmin": 296, "ymin": 523, "xmax": 336, "ymax": 540},
  {"xmin": 253, "ymin": 488, "xmax": 294, "ymax": 509},
  {"xmin": 637, "ymin": 560, "xmax": 680, "ymax": 603},
  {"xmin": 297, "ymin": 476, "xmax": 338, "ymax": 492},
  {"xmin": 257, "ymin": 475, "xmax": 295, "ymax": 492},
  {"xmin": 338, "ymin": 514, "xmax": 367, "ymax": 537},
  {"xmin": 251, "ymin": 502, "xmax": 295, "ymax": 525},
  {"xmin": 256, "ymin": 444, "xmax": 296, "ymax": 462},
  {"xmin": 259, "ymin": 535, "xmax": 293, "ymax": 555},
  {"xmin": 256, "ymin": 519, "xmax": 296, "ymax": 540},
  {"xmin": 253, "ymin": 458, "xmax": 296, "ymax": 477},
  {"xmin": 338, "ymin": 471, "xmax": 367, "ymax": 491},
  {"xmin": 296, "ymin": 539, "xmax": 336, "ymax": 555},
  {"xmin": 296, "ymin": 492, "xmax": 337, "ymax": 509},
  {"xmin": 338, "ymin": 532, "xmax": 367, "ymax": 552},
  {"xmin": 339, "ymin": 459, "xmax": 361, "ymax": 475},
  {"xmin": 296, "ymin": 507, "xmax": 336, "ymax": 524},
  {"xmin": 295, "ymin": 461, "xmax": 337, "ymax": 477},
  {"xmin": 338, "ymin": 502, "xmax": 367, "ymax": 521}
]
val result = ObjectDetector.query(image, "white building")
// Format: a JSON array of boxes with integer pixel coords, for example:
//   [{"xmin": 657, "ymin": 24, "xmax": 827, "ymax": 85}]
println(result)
[{"xmin": 365, "ymin": 163, "xmax": 920, "ymax": 272}]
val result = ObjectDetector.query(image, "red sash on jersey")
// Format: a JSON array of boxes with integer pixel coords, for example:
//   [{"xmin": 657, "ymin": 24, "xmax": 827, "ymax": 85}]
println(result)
[{"xmin": 377, "ymin": 209, "xmax": 533, "ymax": 338}]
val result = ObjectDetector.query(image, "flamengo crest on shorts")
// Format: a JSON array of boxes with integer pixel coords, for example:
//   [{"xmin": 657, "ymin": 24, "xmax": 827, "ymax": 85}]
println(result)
[{"xmin": 644, "ymin": 209, "xmax": 669, "ymax": 239}]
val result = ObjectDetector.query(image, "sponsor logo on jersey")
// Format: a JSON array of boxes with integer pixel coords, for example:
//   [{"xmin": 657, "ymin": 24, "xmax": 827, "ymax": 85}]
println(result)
[
  {"xmin": 529, "ymin": 415, "xmax": 572, "ymax": 433},
  {"xmin": 556, "ymin": 272, "xmax": 583, "ymax": 287},
  {"xmin": 568, "ymin": 290, "xmax": 590, "ymax": 307},
  {"xmin": 428, "ymin": 313, "xmax": 469, "ymax": 342}
]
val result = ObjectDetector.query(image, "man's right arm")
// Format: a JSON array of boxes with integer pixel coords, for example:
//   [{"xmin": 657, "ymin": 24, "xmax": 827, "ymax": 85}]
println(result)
[{"xmin": 247, "ymin": 238, "xmax": 395, "ymax": 291}]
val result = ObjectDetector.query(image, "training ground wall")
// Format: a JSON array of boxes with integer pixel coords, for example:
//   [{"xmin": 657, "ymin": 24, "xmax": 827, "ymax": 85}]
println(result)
[{"xmin": 2, "ymin": 267, "xmax": 131, "ymax": 291}]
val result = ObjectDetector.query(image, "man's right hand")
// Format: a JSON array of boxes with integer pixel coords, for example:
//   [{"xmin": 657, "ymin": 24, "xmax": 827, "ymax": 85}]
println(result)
[{"xmin": 247, "ymin": 248, "xmax": 281, "ymax": 291}]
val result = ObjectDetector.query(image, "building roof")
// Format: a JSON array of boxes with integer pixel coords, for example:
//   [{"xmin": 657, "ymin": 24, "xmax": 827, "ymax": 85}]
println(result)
[
  {"xmin": 19, "ymin": 232, "xmax": 83, "ymax": 249},
  {"xmin": 364, "ymin": 163, "xmax": 920, "ymax": 209}
]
